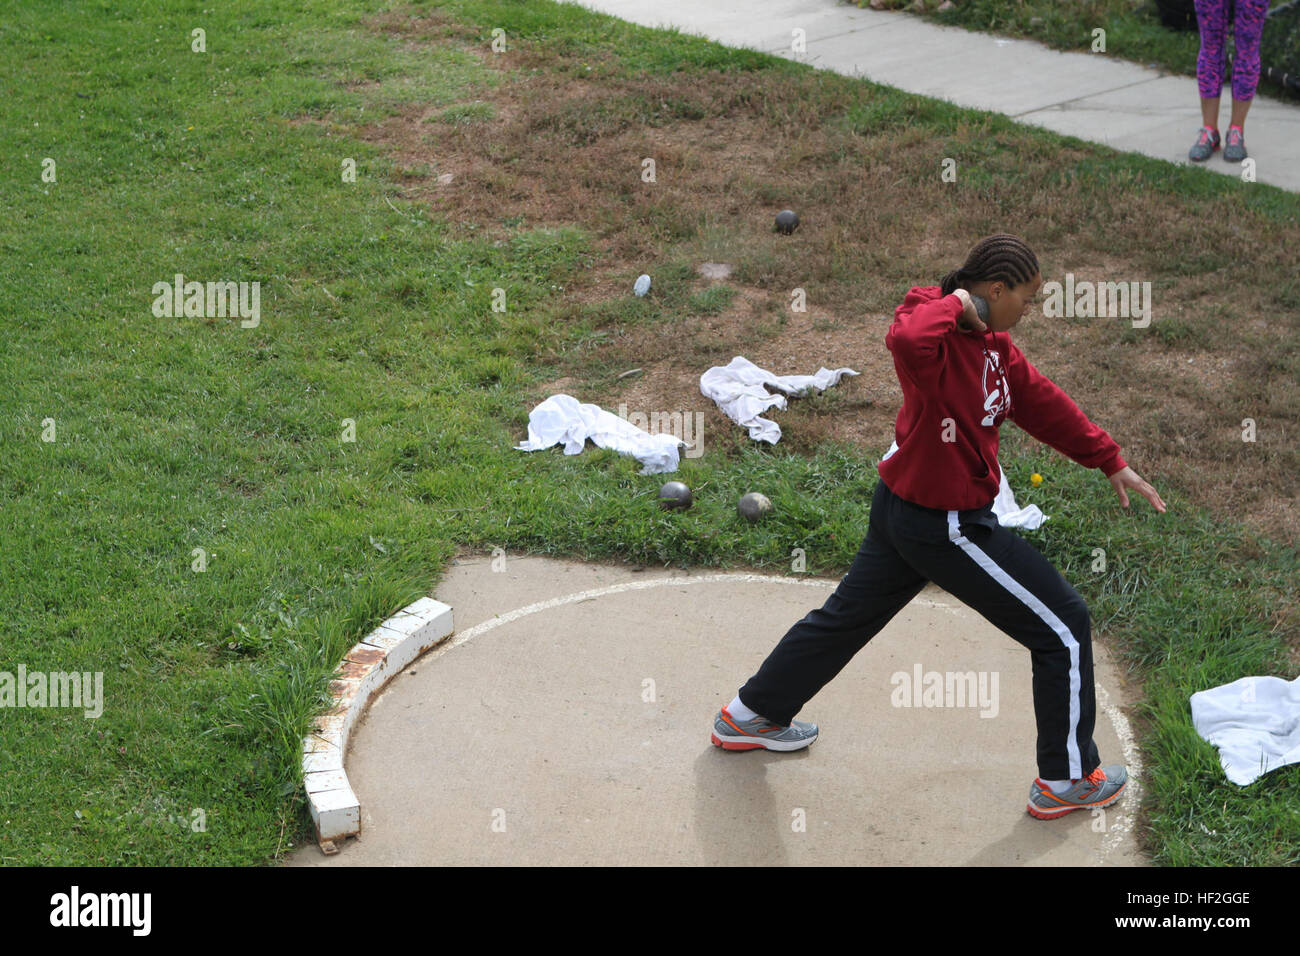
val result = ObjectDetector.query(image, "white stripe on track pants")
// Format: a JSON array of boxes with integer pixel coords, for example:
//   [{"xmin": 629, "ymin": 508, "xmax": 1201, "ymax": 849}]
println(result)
[{"xmin": 738, "ymin": 476, "xmax": 1099, "ymax": 780}]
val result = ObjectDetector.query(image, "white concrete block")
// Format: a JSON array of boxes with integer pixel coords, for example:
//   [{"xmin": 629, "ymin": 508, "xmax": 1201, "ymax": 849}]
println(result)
[
  {"xmin": 302, "ymin": 748, "xmax": 344, "ymax": 774},
  {"xmin": 302, "ymin": 733, "xmax": 340, "ymax": 754},
  {"xmin": 302, "ymin": 595, "xmax": 456, "ymax": 849},
  {"xmin": 309, "ymin": 786, "xmax": 360, "ymax": 842},
  {"xmin": 403, "ymin": 596, "xmax": 453, "ymax": 621},
  {"xmin": 304, "ymin": 769, "xmax": 350, "ymax": 794},
  {"xmin": 381, "ymin": 601, "xmax": 453, "ymax": 648},
  {"xmin": 359, "ymin": 624, "xmax": 408, "ymax": 652}
]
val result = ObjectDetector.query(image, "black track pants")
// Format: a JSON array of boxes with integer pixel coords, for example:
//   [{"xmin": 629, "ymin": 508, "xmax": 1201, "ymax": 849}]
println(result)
[{"xmin": 737, "ymin": 477, "xmax": 1100, "ymax": 780}]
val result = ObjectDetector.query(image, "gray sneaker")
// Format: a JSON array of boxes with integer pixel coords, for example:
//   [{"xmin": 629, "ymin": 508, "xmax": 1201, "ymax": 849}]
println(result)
[
  {"xmin": 711, "ymin": 705, "xmax": 818, "ymax": 752},
  {"xmin": 1028, "ymin": 765, "xmax": 1128, "ymax": 819},
  {"xmin": 1188, "ymin": 126, "xmax": 1220, "ymax": 162},
  {"xmin": 1224, "ymin": 127, "xmax": 1247, "ymax": 162}
]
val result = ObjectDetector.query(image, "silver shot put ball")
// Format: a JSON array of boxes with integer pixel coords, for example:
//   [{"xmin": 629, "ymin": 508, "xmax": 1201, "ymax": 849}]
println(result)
[
  {"xmin": 658, "ymin": 481, "xmax": 693, "ymax": 511},
  {"xmin": 738, "ymin": 492, "xmax": 773, "ymax": 522}
]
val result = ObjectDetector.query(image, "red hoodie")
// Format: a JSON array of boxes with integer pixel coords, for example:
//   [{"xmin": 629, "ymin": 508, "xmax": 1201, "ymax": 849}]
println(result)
[{"xmin": 877, "ymin": 286, "xmax": 1127, "ymax": 511}]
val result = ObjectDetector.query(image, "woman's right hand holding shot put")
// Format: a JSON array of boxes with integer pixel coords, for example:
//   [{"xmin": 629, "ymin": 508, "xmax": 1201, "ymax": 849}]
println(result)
[{"xmin": 953, "ymin": 288, "xmax": 987, "ymax": 334}]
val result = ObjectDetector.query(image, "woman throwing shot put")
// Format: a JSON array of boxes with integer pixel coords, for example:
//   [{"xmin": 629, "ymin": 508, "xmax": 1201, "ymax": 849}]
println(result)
[{"xmin": 711, "ymin": 234, "xmax": 1167, "ymax": 819}]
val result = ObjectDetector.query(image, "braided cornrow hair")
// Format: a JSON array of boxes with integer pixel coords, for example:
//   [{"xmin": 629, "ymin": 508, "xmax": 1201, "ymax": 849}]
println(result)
[{"xmin": 939, "ymin": 234, "xmax": 1040, "ymax": 296}]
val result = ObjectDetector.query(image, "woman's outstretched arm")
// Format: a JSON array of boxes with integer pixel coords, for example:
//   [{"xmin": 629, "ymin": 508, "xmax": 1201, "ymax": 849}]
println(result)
[{"xmin": 1006, "ymin": 343, "xmax": 1167, "ymax": 513}]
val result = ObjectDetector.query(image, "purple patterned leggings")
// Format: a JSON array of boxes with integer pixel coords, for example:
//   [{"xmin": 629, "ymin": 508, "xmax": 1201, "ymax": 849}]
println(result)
[{"xmin": 1196, "ymin": 0, "xmax": 1271, "ymax": 101}]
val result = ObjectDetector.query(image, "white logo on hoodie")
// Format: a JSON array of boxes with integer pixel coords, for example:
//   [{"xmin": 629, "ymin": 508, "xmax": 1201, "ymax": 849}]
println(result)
[{"xmin": 980, "ymin": 348, "xmax": 1011, "ymax": 427}]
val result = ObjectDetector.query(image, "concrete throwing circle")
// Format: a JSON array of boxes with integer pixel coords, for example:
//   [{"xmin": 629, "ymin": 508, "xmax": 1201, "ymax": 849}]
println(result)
[{"xmin": 287, "ymin": 554, "xmax": 1145, "ymax": 866}]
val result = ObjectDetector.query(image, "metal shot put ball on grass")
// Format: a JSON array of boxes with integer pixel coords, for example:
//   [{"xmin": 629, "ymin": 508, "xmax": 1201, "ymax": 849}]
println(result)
[
  {"xmin": 658, "ymin": 482, "xmax": 774, "ymax": 523},
  {"xmin": 658, "ymin": 481, "xmax": 693, "ymax": 511}
]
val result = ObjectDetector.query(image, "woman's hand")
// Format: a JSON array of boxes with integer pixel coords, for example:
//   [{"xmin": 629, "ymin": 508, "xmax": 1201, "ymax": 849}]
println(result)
[
  {"xmin": 1108, "ymin": 466, "xmax": 1167, "ymax": 513},
  {"xmin": 952, "ymin": 289, "xmax": 987, "ymax": 334}
]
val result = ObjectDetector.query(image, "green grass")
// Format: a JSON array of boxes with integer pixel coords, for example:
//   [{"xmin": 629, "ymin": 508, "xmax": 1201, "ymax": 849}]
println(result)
[{"xmin": 0, "ymin": 0, "xmax": 1296, "ymax": 865}]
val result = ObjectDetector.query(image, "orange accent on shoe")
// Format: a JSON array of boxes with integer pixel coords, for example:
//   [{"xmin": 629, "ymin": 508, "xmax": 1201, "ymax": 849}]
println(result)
[
  {"xmin": 721, "ymin": 705, "xmax": 787, "ymax": 734},
  {"xmin": 718, "ymin": 710, "xmax": 749, "ymax": 736},
  {"xmin": 711, "ymin": 733, "xmax": 764, "ymax": 751},
  {"xmin": 1035, "ymin": 785, "xmax": 1070, "ymax": 806}
]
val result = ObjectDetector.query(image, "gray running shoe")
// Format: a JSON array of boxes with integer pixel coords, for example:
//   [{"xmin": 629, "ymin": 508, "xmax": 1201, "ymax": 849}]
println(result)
[
  {"xmin": 1028, "ymin": 765, "xmax": 1128, "ymax": 819},
  {"xmin": 1224, "ymin": 127, "xmax": 1247, "ymax": 162},
  {"xmin": 711, "ymin": 705, "xmax": 818, "ymax": 752},
  {"xmin": 1188, "ymin": 126, "xmax": 1220, "ymax": 162}
]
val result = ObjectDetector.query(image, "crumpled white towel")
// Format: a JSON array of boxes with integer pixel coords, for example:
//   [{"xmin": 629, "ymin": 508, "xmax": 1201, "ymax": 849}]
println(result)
[
  {"xmin": 515, "ymin": 394, "xmax": 685, "ymax": 475},
  {"xmin": 699, "ymin": 356, "xmax": 859, "ymax": 444},
  {"xmin": 990, "ymin": 464, "xmax": 1048, "ymax": 530},
  {"xmin": 881, "ymin": 439, "xmax": 1048, "ymax": 530},
  {"xmin": 1191, "ymin": 674, "xmax": 1300, "ymax": 786}
]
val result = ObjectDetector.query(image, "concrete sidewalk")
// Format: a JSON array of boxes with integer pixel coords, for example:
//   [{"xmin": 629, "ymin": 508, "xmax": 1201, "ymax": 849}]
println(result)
[
  {"xmin": 569, "ymin": 0, "xmax": 1299, "ymax": 193},
  {"xmin": 287, "ymin": 553, "xmax": 1147, "ymax": 867}
]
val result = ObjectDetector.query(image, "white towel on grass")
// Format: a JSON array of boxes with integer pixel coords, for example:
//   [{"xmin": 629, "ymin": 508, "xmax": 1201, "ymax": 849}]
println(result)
[
  {"xmin": 515, "ymin": 393, "xmax": 686, "ymax": 475},
  {"xmin": 699, "ymin": 356, "xmax": 859, "ymax": 444},
  {"xmin": 881, "ymin": 439, "xmax": 1048, "ymax": 531},
  {"xmin": 1191, "ymin": 674, "xmax": 1300, "ymax": 786}
]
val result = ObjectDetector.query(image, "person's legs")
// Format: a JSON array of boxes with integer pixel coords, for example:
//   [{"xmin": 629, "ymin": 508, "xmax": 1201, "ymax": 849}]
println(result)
[
  {"xmin": 1195, "ymin": 0, "xmax": 1231, "ymax": 103},
  {"xmin": 735, "ymin": 478, "xmax": 927, "ymax": 727},
  {"xmin": 1231, "ymin": 0, "xmax": 1270, "ymax": 104},
  {"xmin": 1229, "ymin": 0, "xmax": 1270, "ymax": 127},
  {"xmin": 1190, "ymin": 0, "xmax": 1231, "ymax": 158},
  {"xmin": 887, "ymin": 502, "xmax": 1100, "ymax": 781}
]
